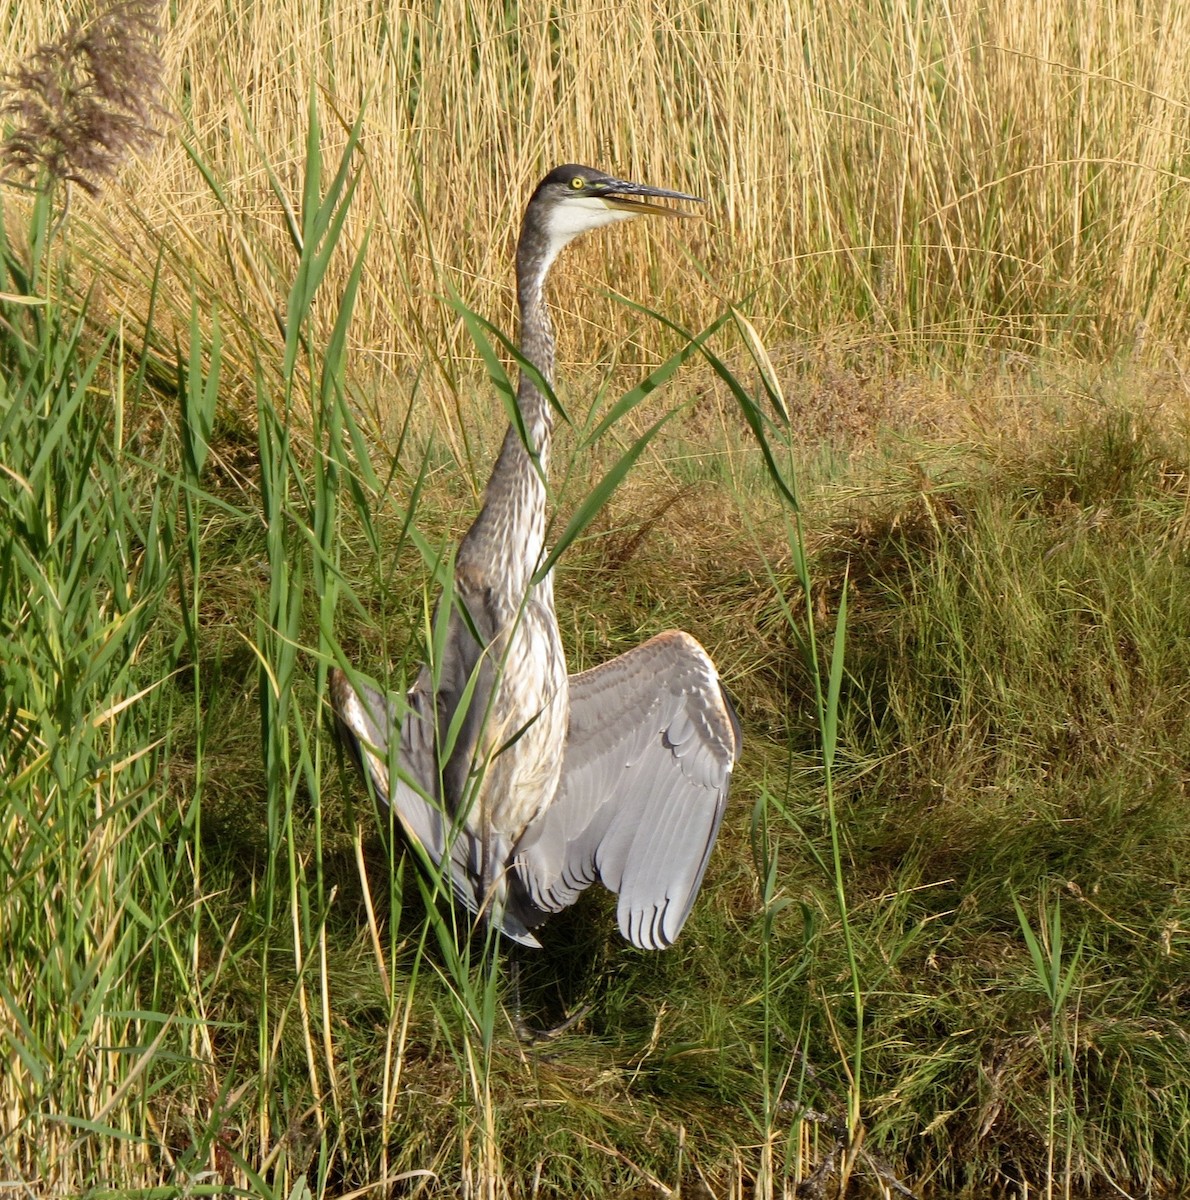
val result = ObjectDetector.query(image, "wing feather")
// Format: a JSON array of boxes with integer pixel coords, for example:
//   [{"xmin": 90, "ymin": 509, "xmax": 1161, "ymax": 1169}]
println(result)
[
  {"xmin": 329, "ymin": 667, "xmax": 445, "ymax": 861},
  {"xmin": 513, "ymin": 630, "xmax": 740, "ymax": 950},
  {"xmin": 329, "ymin": 665, "xmax": 543, "ymax": 947}
]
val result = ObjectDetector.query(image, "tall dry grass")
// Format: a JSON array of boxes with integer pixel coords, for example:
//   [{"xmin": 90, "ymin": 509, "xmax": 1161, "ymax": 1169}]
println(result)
[{"xmin": 8, "ymin": 0, "xmax": 1190, "ymax": 433}]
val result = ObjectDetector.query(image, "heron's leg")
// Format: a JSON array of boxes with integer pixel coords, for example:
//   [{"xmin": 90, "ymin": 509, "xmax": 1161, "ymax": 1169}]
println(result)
[{"xmin": 508, "ymin": 947, "xmax": 592, "ymax": 1045}]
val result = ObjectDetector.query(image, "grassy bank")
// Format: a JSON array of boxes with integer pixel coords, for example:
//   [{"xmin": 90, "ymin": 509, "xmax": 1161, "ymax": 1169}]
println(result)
[{"xmin": 4, "ymin": 206, "xmax": 1190, "ymax": 1194}]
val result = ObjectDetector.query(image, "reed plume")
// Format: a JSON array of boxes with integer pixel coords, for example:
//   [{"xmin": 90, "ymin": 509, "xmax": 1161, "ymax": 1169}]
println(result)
[{"xmin": 1, "ymin": 0, "xmax": 164, "ymax": 194}]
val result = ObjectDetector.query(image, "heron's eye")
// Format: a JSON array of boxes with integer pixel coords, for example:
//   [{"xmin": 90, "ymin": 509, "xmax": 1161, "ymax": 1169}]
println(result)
[{"xmin": 570, "ymin": 176, "xmax": 585, "ymax": 190}]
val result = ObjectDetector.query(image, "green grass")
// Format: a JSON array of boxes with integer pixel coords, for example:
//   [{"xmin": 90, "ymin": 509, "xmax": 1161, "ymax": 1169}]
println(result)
[
  {"xmin": 5, "ymin": 105, "xmax": 1190, "ymax": 1200},
  {"xmin": 801, "ymin": 408, "xmax": 1190, "ymax": 1193}
]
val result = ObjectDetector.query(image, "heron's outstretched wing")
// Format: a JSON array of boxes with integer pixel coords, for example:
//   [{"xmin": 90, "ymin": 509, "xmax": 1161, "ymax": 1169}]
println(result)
[
  {"xmin": 512, "ymin": 630, "xmax": 740, "ymax": 950},
  {"xmin": 330, "ymin": 654, "xmax": 545, "ymax": 949},
  {"xmin": 330, "ymin": 665, "xmax": 451, "ymax": 869}
]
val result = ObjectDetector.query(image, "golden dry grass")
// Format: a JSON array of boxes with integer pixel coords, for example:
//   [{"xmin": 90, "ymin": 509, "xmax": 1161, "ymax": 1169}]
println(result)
[{"xmin": 9, "ymin": 0, "xmax": 1190, "ymax": 444}]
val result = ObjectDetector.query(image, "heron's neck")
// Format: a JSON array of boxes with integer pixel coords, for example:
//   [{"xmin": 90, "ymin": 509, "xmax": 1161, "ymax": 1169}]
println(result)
[
  {"xmin": 455, "ymin": 243, "xmax": 558, "ymax": 600},
  {"xmin": 514, "ymin": 271, "xmax": 556, "ymax": 451}
]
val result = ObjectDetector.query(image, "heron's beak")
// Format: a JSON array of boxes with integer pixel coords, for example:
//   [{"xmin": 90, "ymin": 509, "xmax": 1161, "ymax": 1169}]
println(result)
[{"xmin": 600, "ymin": 180, "xmax": 704, "ymax": 218}]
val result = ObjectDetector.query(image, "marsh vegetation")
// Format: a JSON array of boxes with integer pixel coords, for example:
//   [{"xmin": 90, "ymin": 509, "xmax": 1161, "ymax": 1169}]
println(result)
[{"xmin": 3, "ymin": 1, "xmax": 1190, "ymax": 1196}]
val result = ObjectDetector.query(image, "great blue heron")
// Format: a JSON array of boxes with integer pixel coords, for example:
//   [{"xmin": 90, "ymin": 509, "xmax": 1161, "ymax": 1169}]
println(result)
[{"xmin": 330, "ymin": 164, "xmax": 740, "ymax": 955}]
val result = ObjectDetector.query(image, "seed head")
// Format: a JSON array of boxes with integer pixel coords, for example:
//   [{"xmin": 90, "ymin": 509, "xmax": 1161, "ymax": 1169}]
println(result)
[{"xmin": 1, "ymin": 0, "xmax": 165, "ymax": 195}]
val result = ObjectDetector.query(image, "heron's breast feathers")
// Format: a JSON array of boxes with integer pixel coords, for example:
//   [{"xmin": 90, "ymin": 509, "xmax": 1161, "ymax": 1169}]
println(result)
[{"xmin": 477, "ymin": 600, "xmax": 570, "ymax": 836}]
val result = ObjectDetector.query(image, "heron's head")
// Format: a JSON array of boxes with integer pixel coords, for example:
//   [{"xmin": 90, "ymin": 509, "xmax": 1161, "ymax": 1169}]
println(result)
[{"xmin": 520, "ymin": 164, "xmax": 702, "ymax": 278}]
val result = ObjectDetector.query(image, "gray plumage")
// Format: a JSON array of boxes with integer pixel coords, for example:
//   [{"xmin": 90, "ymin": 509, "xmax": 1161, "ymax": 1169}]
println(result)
[{"xmin": 330, "ymin": 164, "xmax": 740, "ymax": 951}]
